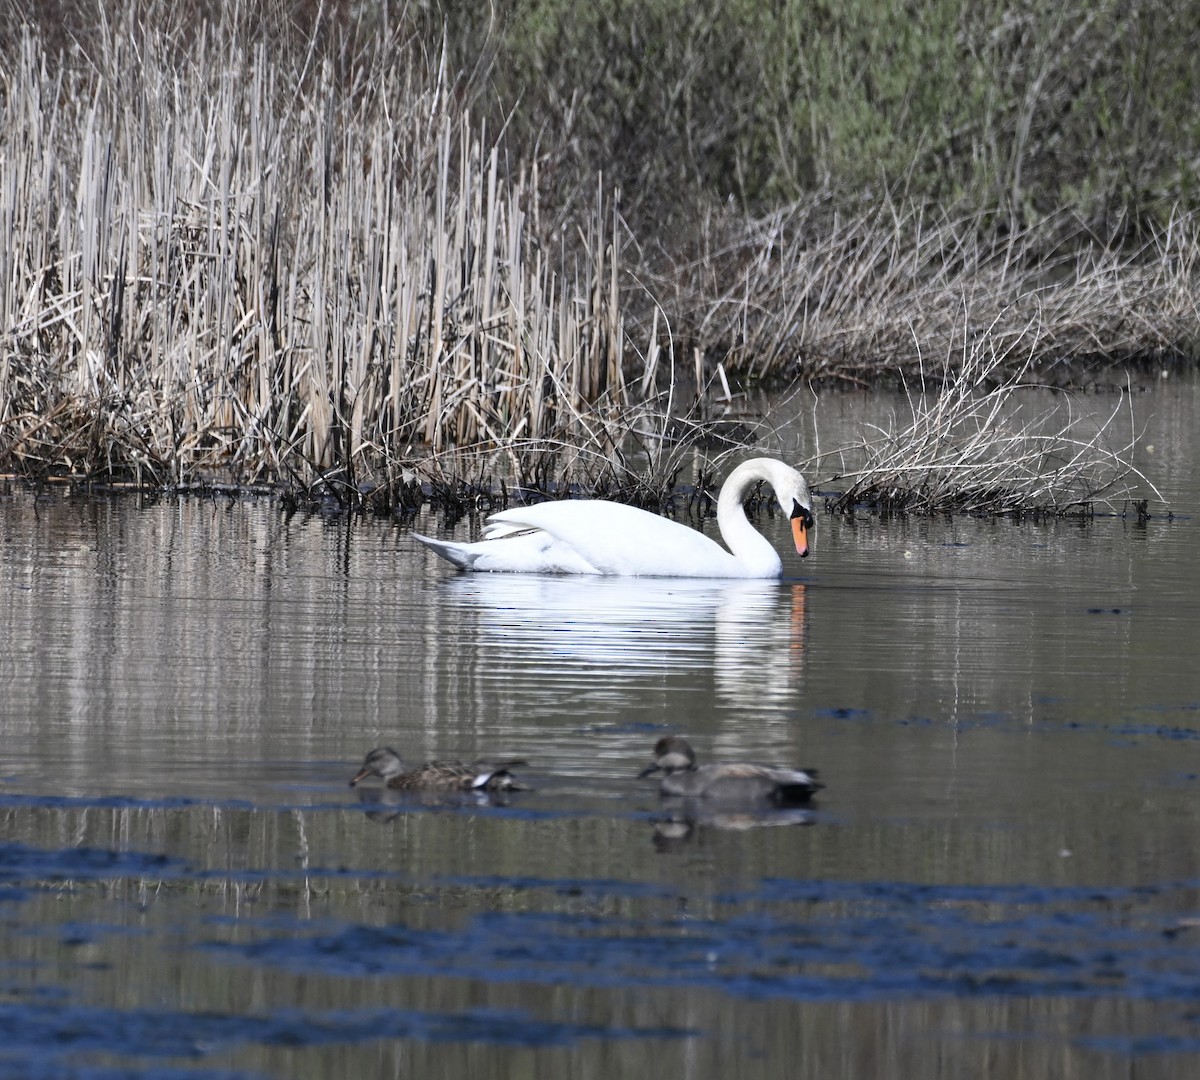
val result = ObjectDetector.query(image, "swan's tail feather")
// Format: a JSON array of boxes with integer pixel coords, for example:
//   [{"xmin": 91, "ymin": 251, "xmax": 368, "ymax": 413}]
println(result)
[{"xmin": 412, "ymin": 532, "xmax": 477, "ymax": 570}]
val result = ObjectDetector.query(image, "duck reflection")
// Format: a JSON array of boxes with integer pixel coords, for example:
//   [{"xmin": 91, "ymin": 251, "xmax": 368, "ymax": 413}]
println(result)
[
  {"xmin": 353, "ymin": 783, "xmax": 518, "ymax": 822},
  {"xmin": 650, "ymin": 802, "xmax": 815, "ymax": 851}
]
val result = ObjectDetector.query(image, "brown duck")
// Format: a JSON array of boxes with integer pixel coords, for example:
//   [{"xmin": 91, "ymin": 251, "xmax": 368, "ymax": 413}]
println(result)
[{"xmin": 350, "ymin": 746, "xmax": 528, "ymax": 793}]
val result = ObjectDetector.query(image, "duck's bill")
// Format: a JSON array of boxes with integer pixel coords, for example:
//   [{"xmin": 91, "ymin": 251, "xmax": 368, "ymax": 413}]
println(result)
[
  {"xmin": 791, "ymin": 517, "xmax": 809, "ymax": 558},
  {"xmin": 638, "ymin": 763, "xmax": 663, "ymax": 779},
  {"xmin": 349, "ymin": 769, "xmax": 371, "ymax": 787}
]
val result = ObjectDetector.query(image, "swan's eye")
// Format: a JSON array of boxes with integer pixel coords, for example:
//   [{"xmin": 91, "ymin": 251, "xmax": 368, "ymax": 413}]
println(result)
[{"xmin": 790, "ymin": 501, "xmax": 814, "ymax": 529}]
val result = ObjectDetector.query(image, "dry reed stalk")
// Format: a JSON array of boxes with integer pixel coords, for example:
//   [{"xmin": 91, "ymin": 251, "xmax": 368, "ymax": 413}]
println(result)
[{"xmin": 815, "ymin": 321, "xmax": 1162, "ymax": 515}]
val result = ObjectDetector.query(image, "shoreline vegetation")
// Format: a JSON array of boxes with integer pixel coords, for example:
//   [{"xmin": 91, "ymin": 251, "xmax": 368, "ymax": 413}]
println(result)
[{"xmin": 1, "ymin": 1, "xmax": 1194, "ymax": 520}]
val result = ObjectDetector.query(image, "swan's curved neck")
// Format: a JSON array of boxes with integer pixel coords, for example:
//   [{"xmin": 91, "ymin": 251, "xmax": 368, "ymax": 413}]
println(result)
[{"xmin": 716, "ymin": 460, "xmax": 785, "ymax": 576}]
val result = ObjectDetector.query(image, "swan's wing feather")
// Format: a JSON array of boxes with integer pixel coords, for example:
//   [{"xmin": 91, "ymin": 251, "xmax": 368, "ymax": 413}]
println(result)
[
  {"xmin": 484, "ymin": 501, "xmax": 743, "ymax": 577},
  {"xmin": 413, "ymin": 529, "xmax": 599, "ymax": 574},
  {"xmin": 481, "ymin": 520, "xmax": 540, "ymax": 540},
  {"xmin": 411, "ymin": 532, "xmax": 477, "ymax": 570}
]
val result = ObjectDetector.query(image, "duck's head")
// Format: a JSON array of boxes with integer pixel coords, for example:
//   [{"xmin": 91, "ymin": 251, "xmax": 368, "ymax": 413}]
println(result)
[
  {"xmin": 350, "ymin": 746, "xmax": 405, "ymax": 786},
  {"xmin": 638, "ymin": 736, "xmax": 697, "ymax": 778}
]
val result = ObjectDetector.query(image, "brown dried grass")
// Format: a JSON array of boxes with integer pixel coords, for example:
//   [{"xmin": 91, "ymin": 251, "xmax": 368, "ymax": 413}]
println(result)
[
  {"xmin": 644, "ymin": 200, "xmax": 1200, "ymax": 387},
  {"xmin": 807, "ymin": 322, "xmax": 1162, "ymax": 515},
  {"xmin": 0, "ymin": 8, "xmax": 630, "ymax": 494}
]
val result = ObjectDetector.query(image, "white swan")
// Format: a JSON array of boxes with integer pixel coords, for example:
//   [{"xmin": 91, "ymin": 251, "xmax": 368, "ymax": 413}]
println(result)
[{"xmin": 412, "ymin": 457, "xmax": 813, "ymax": 578}]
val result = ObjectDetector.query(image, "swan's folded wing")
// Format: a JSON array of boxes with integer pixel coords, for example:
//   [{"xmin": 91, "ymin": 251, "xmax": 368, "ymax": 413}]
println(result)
[
  {"xmin": 484, "ymin": 501, "xmax": 739, "ymax": 577},
  {"xmin": 414, "ymin": 529, "xmax": 600, "ymax": 574}
]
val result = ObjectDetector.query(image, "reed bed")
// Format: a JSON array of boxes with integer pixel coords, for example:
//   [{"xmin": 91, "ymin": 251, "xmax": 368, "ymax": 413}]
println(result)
[{"xmin": 0, "ymin": 6, "xmax": 629, "ymax": 495}]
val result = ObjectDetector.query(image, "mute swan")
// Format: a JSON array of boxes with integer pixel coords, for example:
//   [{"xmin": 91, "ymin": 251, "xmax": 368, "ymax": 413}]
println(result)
[
  {"xmin": 412, "ymin": 457, "xmax": 813, "ymax": 578},
  {"xmin": 349, "ymin": 747, "xmax": 529, "ymax": 792},
  {"xmin": 638, "ymin": 736, "xmax": 823, "ymax": 803}
]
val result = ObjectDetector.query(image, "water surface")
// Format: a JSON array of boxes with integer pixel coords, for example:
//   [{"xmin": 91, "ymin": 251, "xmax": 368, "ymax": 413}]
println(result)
[{"xmin": 1, "ymin": 382, "xmax": 1198, "ymax": 1079}]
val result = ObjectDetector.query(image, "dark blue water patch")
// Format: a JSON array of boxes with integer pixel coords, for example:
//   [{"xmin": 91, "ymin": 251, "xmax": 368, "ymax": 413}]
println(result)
[
  {"xmin": 879, "ymin": 712, "xmax": 1200, "ymax": 745},
  {"xmin": 0, "ymin": 983, "xmax": 69, "ymax": 1006},
  {"xmin": 0, "ymin": 843, "xmax": 184, "ymax": 884},
  {"xmin": 1076, "ymin": 1033, "xmax": 1200, "ymax": 1055},
  {"xmin": 1104, "ymin": 723, "xmax": 1200, "ymax": 743},
  {"xmin": 814, "ymin": 707, "xmax": 872, "ymax": 721},
  {"xmin": 0, "ymin": 795, "xmax": 253, "ymax": 813},
  {"xmin": 816, "ymin": 707, "xmax": 1013, "ymax": 733},
  {"xmin": 746, "ymin": 876, "xmax": 1182, "ymax": 907},
  {"xmin": 347, "ymin": 793, "xmax": 655, "ymax": 825},
  {"xmin": 1, "ymin": 841, "xmax": 662, "ymax": 897},
  {"xmin": 817, "ymin": 703, "xmax": 1200, "ymax": 743},
  {"xmin": 15, "ymin": 920, "xmax": 151, "ymax": 954},
  {"xmin": 436, "ymin": 872, "xmax": 682, "ymax": 901},
  {"xmin": 1032, "ymin": 715, "xmax": 1190, "ymax": 744},
  {"xmin": 0, "ymin": 839, "xmax": 389, "ymax": 892},
  {"xmin": 573, "ymin": 720, "xmax": 671, "ymax": 736},
  {"xmin": 197, "ymin": 878, "xmax": 1200, "ymax": 1006},
  {"xmin": 0, "ymin": 1056, "xmax": 259, "ymax": 1080},
  {"xmin": 0, "ymin": 1002, "xmax": 689, "ymax": 1061}
]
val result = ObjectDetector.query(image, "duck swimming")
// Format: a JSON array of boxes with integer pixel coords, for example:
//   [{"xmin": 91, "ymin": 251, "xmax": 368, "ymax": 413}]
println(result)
[
  {"xmin": 349, "ymin": 746, "xmax": 528, "ymax": 793},
  {"xmin": 639, "ymin": 736, "xmax": 822, "ymax": 803}
]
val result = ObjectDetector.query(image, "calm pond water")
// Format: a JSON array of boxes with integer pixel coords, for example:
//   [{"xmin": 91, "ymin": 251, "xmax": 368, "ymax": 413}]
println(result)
[{"xmin": 1, "ymin": 380, "xmax": 1198, "ymax": 1079}]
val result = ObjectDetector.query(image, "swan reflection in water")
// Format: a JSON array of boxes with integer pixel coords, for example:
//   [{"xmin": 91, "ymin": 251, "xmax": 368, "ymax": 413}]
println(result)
[{"xmin": 436, "ymin": 573, "xmax": 808, "ymax": 707}]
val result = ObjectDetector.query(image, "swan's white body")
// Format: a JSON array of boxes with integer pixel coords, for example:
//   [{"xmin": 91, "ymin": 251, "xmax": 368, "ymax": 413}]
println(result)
[{"xmin": 413, "ymin": 457, "xmax": 813, "ymax": 579}]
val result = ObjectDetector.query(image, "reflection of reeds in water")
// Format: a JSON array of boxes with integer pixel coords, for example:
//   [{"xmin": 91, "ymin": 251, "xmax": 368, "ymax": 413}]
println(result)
[{"xmin": 0, "ymin": 16, "xmax": 629, "ymax": 491}]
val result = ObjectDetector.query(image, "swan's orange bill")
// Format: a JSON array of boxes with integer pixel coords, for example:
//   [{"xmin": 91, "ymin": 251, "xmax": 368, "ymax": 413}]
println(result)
[{"xmin": 791, "ymin": 517, "xmax": 809, "ymax": 558}]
